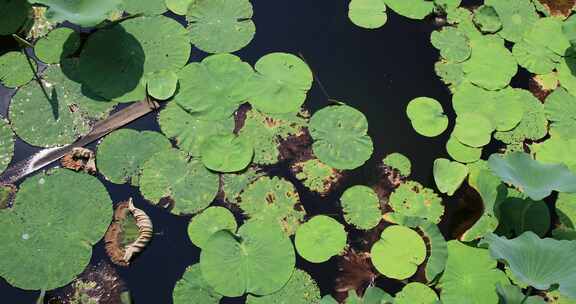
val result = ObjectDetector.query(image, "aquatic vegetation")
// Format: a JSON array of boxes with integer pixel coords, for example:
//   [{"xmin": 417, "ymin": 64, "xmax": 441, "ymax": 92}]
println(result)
[
  {"xmin": 34, "ymin": 27, "xmax": 80, "ymax": 64},
  {"xmin": 172, "ymin": 264, "xmax": 222, "ymax": 304},
  {"xmin": 497, "ymin": 189, "xmax": 550, "ymax": 237},
  {"xmin": 445, "ymin": 135, "xmax": 482, "ymax": 163},
  {"xmin": 246, "ymin": 269, "xmax": 321, "ymax": 304},
  {"xmin": 431, "ymin": 27, "xmax": 471, "ymax": 63},
  {"xmin": 386, "ymin": 181, "xmax": 444, "ymax": 224},
  {"xmin": 220, "ymin": 167, "xmax": 263, "ymax": 204},
  {"xmin": 0, "ymin": 0, "xmax": 31, "ymax": 35},
  {"xmin": 453, "ymin": 112, "xmax": 494, "ymax": 147},
  {"xmin": 295, "ymin": 215, "xmax": 347, "ymax": 263},
  {"xmin": 381, "ymin": 152, "xmax": 411, "ymax": 176},
  {"xmin": 545, "ymin": 87, "xmax": 576, "ymax": 138},
  {"xmin": 418, "ymin": 221, "xmax": 448, "ymax": 282},
  {"xmin": 200, "ymin": 134, "xmax": 253, "ymax": 172},
  {"xmin": 348, "ymin": 0, "xmax": 388, "ymax": 29},
  {"xmin": 28, "ymin": 0, "xmax": 122, "ymax": 26},
  {"xmin": 497, "ymin": 284, "xmax": 546, "ymax": 304},
  {"xmin": 485, "ymin": 0, "xmax": 539, "ymax": 43},
  {"xmin": 0, "ymin": 51, "xmax": 36, "ymax": 88},
  {"xmin": 472, "ymin": 5, "xmax": 502, "ymax": 33},
  {"xmin": 166, "ymin": 0, "xmax": 195, "ymax": 15},
  {"xmin": 146, "ymin": 69, "xmax": 179, "ymax": 100},
  {"xmin": 122, "ymin": 0, "xmax": 166, "ymax": 15},
  {"xmin": 340, "ymin": 185, "xmax": 382, "ymax": 230},
  {"xmin": 433, "ymin": 158, "xmax": 468, "ymax": 195},
  {"xmin": 383, "ymin": 0, "xmax": 434, "ymax": 20},
  {"xmin": 394, "ymin": 282, "xmax": 439, "ymax": 304},
  {"xmin": 406, "ymin": 97, "xmax": 449, "ymax": 137},
  {"xmin": 554, "ymin": 193, "xmax": 576, "ymax": 237},
  {"xmin": 0, "ymin": 184, "xmax": 16, "ymax": 209},
  {"xmin": 533, "ymin": 135, "xmax": 576, "ymax": 174},
  {"xmin": 293, "ymin": 158, "xmax": 342, "ymax": 195},
  {"xmin": 0, "ymin": 118, "xmax": 14, "ymax": 174},
  {"xmin": 187, "ymin": 206, "xmax": 237, "ymax": 249}
]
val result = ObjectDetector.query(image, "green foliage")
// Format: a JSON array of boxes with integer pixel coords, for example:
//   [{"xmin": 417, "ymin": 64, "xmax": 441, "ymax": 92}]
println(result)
[
  {"xmin": 246, "ymin": 269, "xmax": 321, "ymax": 304},
  {"xmin": 533, "ymin": 136, "xmax": 576, "ymax": 174},
  {"xmin": 419, "ymin": 221, "xmax": 448, "ymax": 282},
  {"xmin": 0, "ymin": 51, "xmax": 35, "ymax": 88},
  {"xmin": 406, "ymin": 97, "xmax": 449, "ymax": 137},
  {"xmin": 200, "ymin": 134, "xmax": 253, "ymax": 173},
  {"xmin": 383, "ymin": 0, "xmax": 434, "ymax": 20},
  {"xmin": 0, "ymin": 169, "xmax": 112, "ymax": 290},
  {"xmin": 433, "ymin": 158, "xmax": 469, "ymax": 195},
  {"xmin": 200, "ymin": 219, "xmax": 295, "ymax": 297},
  {"xmin": 394, "ymin": 282, "xmax": 439, "ymax": 304},
  {"xmin": 295, "ymin": 215, "xmax": 347, "ymax": 263},
  {"xmin": 387, "ymin": 181, "xmax": 444, "ymax": 224},
  {"xmin": 344, "ymin": 286, "xmax": 394, "ymax": 304},
  {"xmin": 453, "ymin": 112, "xmax": 494, "ymax": 147},
  {"xmin": 462, "ymin": 35, "xmax": 517, "ymax": 90},
  {"xmin": 473, "ymin": 5, "xmax": 502, "ymax": 33},
  {"xmin": 497, "ymin": 190, "xmax": 550, "ymax": 238},
  {"xmin": 187, "ymin": 206, "xmax": 237, "ymax": 249},
  {"xmin": 545, "ymin": 87, "xmax": 576, "ymax": 139},
  {"xmin": 348, "ymin": 0, "xmax": 387, "ymax": 29},
  {"xmin": 310, "ymin": 104, "xmax": 374, "ymax": 170},
  {"xmin": 165, "ymin": 0, "xmax": 195, "ymax": 15},
  {"xmin": 496, "ymin": 284, "xmax": 545, "ymax": 304},
  {"xmin": 34, "ymin": 27, "xmax": 81, "ymax": 64},
  {"xmin": 122, "ymin": 0, "xmax": 166, "ymax": 15},
  {"xmin": 172, "ymin": 264, "xmax": 223, "ymax": 304},
  {"xmin": 0, "ymin": 0, "xmax": 31, "ymax": 35},
  {"xmin": 382, "ymin": 152, "xmax": 411, "ymax": 176},
  {"xmin": 431, "ymin": 27, "xmax": 471, "ymax": 63},
  {"xmin": 494, "ymin": 89, "xmax": 548, "ymax": 145},
  {"xmin": 555, "ymin": 193, "xmax": 576, "ymax": 236},
  {"xmin": 557, "ymin": 55, "xmax": 576, "ymax": 98},
  {"xmin": 28, "ymin": 0, "xmax": 122, "ymax": 26},
  {"xmin": 221, "ymin": 167, "xmax": 262, "ymax": 204},
  {"xmin": 146, "ymin": 70, "xmax": 178, "ymax": 100},
  {"xmin": 340, "ymin": 185, "xmax": 381, "ymax": 230},
  {"xmin": 434, "ymin": 60, "xmax": 465, "ymax": 89},
  {"xmin": 294, "ymin": 158, "xmax": 340, "ymax": 194},
  {"xmin": 0, "ymin": 119, "xmax": 14, "ymax": 174},
  {"xmin": 371, "ymin": 225, "xmax": 426, "ymax": 279},
  {"xmin": 446, "ymin": 135, "xmax": 482, "ymax": 163},
  {"xmin": 484, "ymin": 0, "xmax": 539, "ymax": 43}
]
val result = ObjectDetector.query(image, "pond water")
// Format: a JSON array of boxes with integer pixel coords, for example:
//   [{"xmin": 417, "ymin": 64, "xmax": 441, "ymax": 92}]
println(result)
[{"xmin": 0, "ymin": 0, "xmax": 524, "ymax": 303}]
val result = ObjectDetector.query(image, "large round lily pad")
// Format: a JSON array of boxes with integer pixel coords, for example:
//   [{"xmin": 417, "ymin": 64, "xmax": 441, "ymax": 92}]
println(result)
[
  {"xmin": 200, "ymin": 134, "xmax": 254, "ymax": 173},
  {"xmin": 187, "ymin": 206, "xmax": 237, "ymax": 249},
  {"xmin": 371, "ymin": 225, "xmax": 426, "ymax": 279},
  {"xmin": 406, "ymin": 97, "xmax": 449, "ymax": 137},
  {"xmin": 246, "ymin": 269, "xmax": 321, "ymax": 304},
  {"xmin": 0, "ymin": 119, "xmax": 14, "ymax": 174},
  {"xmin": 340, "ymin": 185, "xmax": 382, "ymax": 230},
  {"xmin": 348, "ymin": 0, "xmax": 388, "ymax": 29},
  {"xmin": 34, "ymin": 27, "xmax": 81, "ymax": 64},
  {"xmin": 295, "ymin": 215, "xmax": 347, "ymax": 263},
  {"xmin": 0, "ymin": 0, "xmax": 31, "ymax": 35},
  {"xmin": 200, "ymin": 219, "xmax": 295, "ymax": 297},
  {"xmin": 0, "ymin": 169, "xmax": 112, "ymax": 290},
  {"xmin": 484, "ymin": 0, "xmax": 539, "ymax": 43},
  {"xmin": 0, "ymin": 52, "xmax": 36, "ymax": 88},
  {"xmin": 383, "ymin": 0, "xmax": 434, "ymax": 20},
  {"xmin": 172, "ymin": 264, "xmax": 222, "ymax": 304},
  {"xmin": 122, "ymin": 0, "xmax": 166, "ymax": 15}
]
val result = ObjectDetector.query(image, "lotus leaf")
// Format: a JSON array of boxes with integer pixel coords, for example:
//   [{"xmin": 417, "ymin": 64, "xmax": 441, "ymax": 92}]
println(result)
[
  {"xmin": 430, "ymin": 27, "xmax": 471, "ymax": 63},
  {"xmin": 496, "ymin": 284, "xmax": 546, "ymax": 304},
  {"xmin": 494, "ymin": 90, "xmax": 548, "ymax": 145},
  {"xmin": 28, "ymin": 0, "xmax": 122, "ymax": 26},
  {"xmin": 387, "ymin": 181, "xmax": 444, "ymax": 224},
  {"xmin": 545, "ymin": 87, "xmax": 576, "ymax": 139},
  {"xmin": 488, "ymin": 152, "xmax": 576, "ymax": 200},
  {"xmin": 497, "ymin": 190, "xmax": 550, "ymax": 237},
  {"xmin": 344, "ymin": 287, "xmax": 394, "ymax": 304},
  {"xmin": 483, "ymin": 232, "xmax": 576, "ymax": 298},
  {"xmin": 186, "ymin": 0, "xmax": 255, "ymax": 53},
  {"xmin": 513, "ymin": 40, "xmax": 560, "ymax": 75},
  {"xmin": 406, "ymin": 97, "xmax": 448, "ymax": 137},
  {"xmin": 0, "ymin": 0, "xmax": 31, "ymax": 35},
  {"xmin": 371, "ymin": 225, "xmax": 426, "ymax": 279},
  {"xmin": 238, "ymin": 176, "xmax": 304, "ymax": 235},
  {"xmin": 295, "ymin": 215, "xmax": 346, "ymax": 263},
  {"xmin": 446, "ymin": 6, "xmax": 473, "ymax": 24},
  {"xmin": 340, "ymin": 185, "xmax": 381, "ymax": 230},
  {"xmin": 310, "ymin": 104, "xmax": 374, "ymax": 170},
  {"xmin": 438, "ymin": 241, "xmax": 508, "ymax": 304},
  {"xmin": 434, "ymin": 60, "xmax": 464, "ymax": 89},
  {"xmin": 433, "ymin": 158, "xmax": 469, "ymax": 195},
  {"xmin": 146, "ymin": 70, "xmax": 178, "ymax": 100},
  {"xmin": 453, "ymin": 112, "xmax": 494, "ymax": 148},
  {"xmin": 564, "ymin": 14, "xmax": 576, "ymax": 43},
  {"xmin": 446, "ymin": 135, "xmax": 482, "ymax": 163},
  {"xmin": 533, "ymin": 136, "xmax": 576, "ymax": 174},
  {"xmin": 246, "ymin": 269, "xmax": 321, "ymax": 304},
  {"xmin": 484, "ymin": 0, "xmax": 539, "ymax": 43},
  {"xmin": 200, "ymin": 134, "xmax": 253, "ymax": 173},
  {"xmin": 348, "ymin": 0, "xmax": 387, "ymax": 29},
  {"xmin": 0, "ymin": 119, "xmax": 14, "ymax": 174},
  {"xmin": 166, "ymin": 0, "xmax": 195, "ymax": 15},
  {"xmin": 293, "ymin": 158, "xmax": 341, "ymax": 195},
  {"xmin": 473, "ymin": 5, "xmax": 502, "ymax": 33},
  {"xmin": 0, "ymin": 169, "xmax": 112, "ymax": 290},
  {"xmin": 382, "ymin": 152, "xmax": 411, "ymax": 176},
  {"xmin": 0, "ymin": 52, "xmax": 35, "ymax": 88},
  {"xmin": 557, "ymin": 55, "xmax": 576, "ymax": 98},
  {"xmin": 187, "ymin": 206, "xmax": 237, "ymax": 249},
  {"xmin": 383, "ymin": 0, "xmax": 434, "ymax": 20},
  {"xmin": 200, "ymin": 219, "xmax": 295, "ymax": 297},
  {"xmin": 139, "ymin": 149, "xmax": 219, "ymax": 215},
  {"xmin": 172, "ymin": 264, "xmax": 222, "ymax": 304},
  {"xmin": 556, "ymin": 193, "xmax": 576, "ymax": 231},
  {"xmin": 34, "ymin": 27, "xmax": 81, "ymax": 64},
  {"xmin": 174, "ymin": 54, "xmax": 253, "ymax": 120},
  {"xmin": 462, "ymin": 35, "xmax": 517, "ymax": 90},
  {"xmin": 249, "ymin": 53, "xmax": 313, "ymax": 114},
  {"xmin": 122, "ymin": 0, "xmax": 166, "ymax": 15},
  {"xmin": 221, "ymin": 167, "xmax": 262, "ymax": 204},
  {"xmin": 394, "ymin": 282, "xmax": 439, "ymax": 304},
  {"xmin": 419, "ymin": 221, "xmax": 448, "ymax": 282},
  {"xmin": 97, "ymin": 129, "xmax": 172, "ymax": 185}
]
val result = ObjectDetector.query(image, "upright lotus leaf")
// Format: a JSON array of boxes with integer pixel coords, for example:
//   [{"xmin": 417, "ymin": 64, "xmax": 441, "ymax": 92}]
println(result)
[
  {"xmin": 310, "ymin": 104, "xmax": 374, "ymax": 170},
  {"xmin": 0, "ymin": 119, "xmax": 14, "ymax": 174},
  {"xmin": 348, "ymin": 0, "xmax": 387, "ymax": 29},
  {"xmin": 545, "ymin": 87, "xmax": 576, "ymax": 139},
  {"xmin": 174, "ymin": 54, "xmax": 253, "ymax": 120},
  {"xmin": 382, "ymin": 152, "xmax": 411, "ymax": 176},
  {"xmin": 496, "ymin": 284, "xmax": 546, "ymax": 304},
  {"xmin": 186, "ymin": 0, "xmax": 255, "ymax": 53},
  {"xmin": 473, "ymin": 5, "xmax": 502, "ymax": 33},
  {"xmin": 394, "ymin": 282, "xmax": 439, "ymax": 304},
  {"xmin": 200, "ymin": 219, "xmax": 295, "ymax": 297},
  {"xmin": 494, "ymin": 90, "xmax": 548, "ymax": 145},
  {"xmin": 482, "ymin": 232, "xmax": 576, "ymax": 299},
  {"xmin": 173, "ymin": 264, "xmax": 222, "ymax": 304},
  {"xmin": 293, "ymin": 158, "xmax": 342, "ymax": 195},
  {"xmin": 187, "ymin": 206, "xmax": 237, "ymax": 249},
  {"xmin": 0, "ymin": 52, "xmax": 35, "ymax": 88},
  {"xmin": 462, "ymin": 35, "xmax": 517, "ymax": 90},
  {"xmin": 497, "ymin": 189, "xmax": 550, "ymax": 238},
  {"xmin": 249, "ymin": 53, "xmax": 313, "ymax": 114},
  {"xmin": 371, "ymin": 225, "xmax": 426, "ymax": 280},
  {"xmin": 295, "ymin": 215, "xmax": 347, "ymax": 263},
  {"xmin": 488, "ymin": 152, "xmax": 576, "ymax": 201},
  {"xmin": 221, "ymin": 167, "xmax": 262, "ymax": 204},
  {"xmin": 340, "ymin": 185, "xmax": 381, "ymax": 230},
  {"xmin": 484, "ymin": 0, "xmax": 539, "ymax": 43},
  {"xmin": 34, "ymin": 28, "xmax": 81, "ymax": 64},
  {"xmin": 434, "ymin": 60, "xmax": 465, "ymax": 90},
  {"xmin": 122, "ymin": 0, "xmax": 166, "ymax": 15},
  {"xmin": 430, "ymin": 27, "xmax": 471, "ymax": 63},
  {"xmin": 28, "ymin": 0, "xmax": 122, "ymax": 26},
  {"xmin": 382, "ymin": 0, "xmax": 434, "ymax": 19},
  {"xmin": 139, "ymin": 149, "xmax": 219, "ymax": 215},
  {"xmin": 433, "ymin": 158, "xmax": 469, "ymax": 195},
  {"xmin": 453, "ymin": 113, "xmax": 494, "ymax": 148},
  {"xmin": 97, "ymin": 129, "xmax": 172, "ymax": 185},
  {"xmin": 158, "ymin": 102, "xmax": 235, "ymax": 157},
  {"xmin": 406, "ymin": 97, "xmax": 449, "ymax": 137},
  {"xmin": 246, "ymin": 269, "xmax": 321, "ymax": 304},
  {"xmin": 0, "ymin": 169, "xmax": 112, "ymax": 290},
  {"xmin": 146, "ymin": 70, "xmax": 178, "ymax": 100},
  {"xmin": 166, "ymin": 0, "xmax": 195, "ymax": 15},
  {"xmin": 533, "ymin": 136, "xmax": 576, "ymax": 174},
  {"xmin": 446, "ymin": 135, "xmax": 482, "ymax": 163},
  {"xmin": 0, "ymin": 0, "xmax": 31, "ymax": 35},
  {"xmin": 200, "ymin": 134, "xmax": 253, "ymax": 173},
  {"xmin": 438, "ymin": 241, "xmax": 508, "ymax": 304},
  {"xmin": 386, "ymin": 181, "xmax": 444, "ymax": 224}
]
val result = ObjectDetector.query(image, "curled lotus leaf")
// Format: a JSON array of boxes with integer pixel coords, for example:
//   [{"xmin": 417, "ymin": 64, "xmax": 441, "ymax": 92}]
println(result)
[
  {"xmin": 186, "ymin": 0, "xmax": 255, "ymax": 53},
  {"xmin": 370, "ymin": 225, "xmax": 426, "ymax": 280},
  {"xmin": 433, "ymin": 158, "xmax": 469, "ymax": 195},
  {"xmin": 200, "ymin": 219, "xmax": 295, "ymax": 297},
  {"xmin": 221, "ymin": 167, "xmax": 263, "ymax": 204},
  {"xmin": 446, "ymin": 135, "xmax": 482, "ymax": 163},
  {"xmin": 122, "ymin": 0, "xmax": 166, "ymax": 15},
  {"xmin": 0, "ymin": 169, "xmax": 112, "ymax": 290},
  {"xmin": 139, "ymin": 148, "xmax": 220, "ymax": 215},
  {"xmin": 293, "ymin": 158, "xmax": 342, "ymax": 195},
  {"xmin": 544, "ymin": 87, "xmax": 576, "ymax": 139},
  {"xmin": 494, "ymin": 90, "xmax": 548, "ymax": 145},
  {"xmin": 0, "ymin": 0, "xmax": 31, "ymax": 35},
  {"xmin": 187, "ymin": 206, "xmax": 237, "ymax": 249},
  {"xmin": 165, "ymin": 0, "xmax": 195, "ymax": 15},
  {"xmin": 310, "ymin": 104, "xmax": 374, "ymax": 170},
  {"xmin": 382, "ymin": 0, "xmax": 434, "ymax": 20},
  {"xmin": 146, "ymin": 70, "xmax": 178, "ymax": 100},
  {"xmin": 394, "ymin": 282, "xmax": 439, "ymax": 304},
  {"xmin": 462, "ymin": 35, "xmax": 517, "ymax": 90},
  {"xmin": 200, "ymin": 134, "xmax": 253, "ymax": 173},
  {"xmin": 533, "ymin": 136, "xmax": 576, "ymax": 174},
  {"xmin": 34, "ymin": 27, "xmax": 81, "ymax": 64},
  {"xmin": 497, "ymin": 189, "xmax": 550, "ymax": 238},
  {"xmin": 473, "ymin": 5, "xmax": 502, "ymax": 33},
  {"xmin": 0, "ymin": 118, "xmax": 14, "ymax": 174},
  {"xmin": 382, "ymin": 152, "xmax": 411, "ymax": 176},
  {"xmin": 0, "ymin": 52, "xmax": 36, "ymax": 88},
  {"xmin": 295, "ymin": 215, "xmax": 347, "ymax": 263},
  {"xmin": 28, "ymin": 0, "xmax": 122, "ymax": 26},
  {"xmin": 172, "ymin": 264, "xmax": 222, "ymax": 304},
  {"xmin": 406, "ymin": 97, "xmax": 449, "ymax": 137},
  {"xmin": 386, "ymin": 181, "xmax": 444, "ymax": 224},
  {"xmin": 484, "ymin": 0, "xmax": 539, "ymax": 43},
  {"xmin": 453, "ymin": 112, "xmax": 494, "ymax": 148},
  {"xmin": 246, "ymin": 269, "xmax": 321, "ymax": 304},
  {"xmin": 348, "ymin": 0, "xmax": 388, "ymax": 29},
  {"xmin": 430, "ymin": 27, "xmax": 471, "ymax": 63},
  {"xmin": 249, "ymin": 53, "xmax": 313, "ymax": 114},
  {"xmin": 340, "ymin": 185, "xmax": 382, "ymax": 230}
]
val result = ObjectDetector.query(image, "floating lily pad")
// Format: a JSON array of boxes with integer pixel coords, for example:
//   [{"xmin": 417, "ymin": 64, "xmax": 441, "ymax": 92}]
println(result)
[
  {"xmin": 382, "ymin": 152, "xmax": 411, "ymax": 176},
  {"xmin": 0, "ymin": 119, "xmax": 14, "ymax": 174},
  {"xmin": 446, "ymin": 135, "xmax": 482, "ymax": 163},
  {"xmin": 371, "ymin": 225, "xmax": 426, "ymax": 280},
  {"xmin": 344, "ymin": 287, "xmax": 394, "ymax": 304},
  {"xmin": 200, "ymin": 219, "xmax": 295, "ymax": 297},
  {"xmin": 221, "ymin": 167, "xmax": 262, "ymax": 204},
  {"xmin": 97, "ymin": 129, "xmax": 172, "ymax": 185},
  {"xmin": 0, "ymin": 169, "xmax": 112, "ymax": 290},
  {"xmin": 533, "ymin": 136, "xmax": 576, "ymax": 174},
  {"xmin": 419, "ymin": 221, "xmax": 448, "ymax": 282},
  {"xmin": 340, "ymin": 185, "xmax": 381, "ymax": 230},
  {"xmin": 556, "ymin": 193, "xmax": 576, "ymax": 232},
  {"xmin": 545, "ymin": 87, "xmax": 576, "ymax": 139},
  {"xmin": 295, "ymin": 215, "xmax": 347, "ymax": 263},
  {"xmin": 434, "ymin": 60, "xmax": 465, "ymax": 89},
  {"xmin": 310, "ymin": 104, "xmax": 374, "ymax": 170},
  {"xmin": 200, "ymin": 134, "xmax": 253, "ymax": 173},
  {"xmin": 246, "ymin": 269, "xmax": 321, "ymax": 304},
  {"xmin": 430, "ymin": 27, "xmax": 471, "ymax": 63},
  {"xmin": 0, "ymin": 0, "xmax": 31, "ymax": 35},
  {"xmin": 496, "ymin": 284, "xmax": 546, "ymax": 304},
  {"xmin": 34, "ymin": 27, "xmax": 81, "ymax": 64},
  {"xmin": 473, "ymin": 5, "xmax": 502, "ymax": 33},
  {"xmin": 484, "ymin": 0, "xmax": 539, "ymax": 43},
  {"xmin": 29, "ymin": 0, "xmax": 122, "ymax": 26},
  {"xmin": 386, "ymin": 181, "xmax": 444, "ymax": 224},
  {"xmin": 122, "ymin": 0, "xmax": 166, "ymax": 15},
  {"xmin": 165, "ymin": 0, "xmax": 195, "ymax": 15},
  {"xmin": 0, "ymin": 52, "xmax": 36, "ymax": 88},
  {"xmin": 433, "ymin": 158, "xmax": 469, "ymax": 195},
  {"xmin": 187, "ymin": 0, "xmax": 255, "ymax": 53},
  {"xmin": 406, "ymin": 97, "xmax": 448, "ymax": 137},
  {"xmin": 187, "ymin": 206, "xmax": 237, "ymax": 249},
  {"xmin": 497, "ymin": 190, "xmax": 550, "ymax": 238},
  {"xmin": 383, "ymin": 0, "xmax": 434, "ymax": 19},
  {"xmin": 462, "ymin": 35, "xmax": 517, "ymax": 90},
  {"xmin": 453, "ymin": 112, "xmax": 494, "ymax": 148},
  {"xmin": 293, "ymin": 158, "xmax": 342, "ymax": 195},
  {"xmin": 348, "ymin": 0, "xmax": 388, "ymax": 29},
  {"xmin": 147, "ymin": 70, "xmax": 178, "ymax": 100},
  {"xmin": 494, "ymin": 89, "xmax": 548, "ymax": 145},
  {"xmin": 394, "ymin": 282, "xmax": 439, "ymax": 304},
  {"xmin": 172, "ymin": 264, "xmax": 222, "ymax": 304}
]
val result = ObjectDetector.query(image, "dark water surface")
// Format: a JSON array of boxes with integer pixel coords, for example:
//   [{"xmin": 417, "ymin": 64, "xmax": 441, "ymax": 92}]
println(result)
[{"xmin": 0, "ymin": 0, "xmax": 511, "ymax": 303}]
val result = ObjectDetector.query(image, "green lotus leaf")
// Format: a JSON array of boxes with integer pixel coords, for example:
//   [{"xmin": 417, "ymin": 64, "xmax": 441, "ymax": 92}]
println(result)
[
  {"xmin": 434, "ymin": 60, "xmax": 464, "ymax": 90},
  {"xmin": 552, "ymin": 226, "xmax": 576, "ymax": 241},
  {"xmin": 122, "ymin": 0, "xmax": 166, "ymax": 15},
  {"xmin": 172, "ymin": 264, "xmax": 222, "ymax": 304},
  {"xmin": 340, "ymin": 185, "xmax": 381, "ymax": 230},
  {"xmin": 406, "ymin": 97, "xmax": 448, "ymax": 137},
  {"xmin": 0, "ymin": 169, "xmax": 112, "ymax": 290},
  {"xmin": 34, "ymin": 27, "xmax": 81, "ymax": 64},
  {"xmin": 200, "ymin": 219, "xmax": 295, "ymax": 297},
  {"xmin": 0, "ymin": 118, "xmax": 14, "ymax": 174},
  {"xmin": 348, "ymin": 0, "xmax": 387, "ymax": 29},
  {"xmin": 438, "ymin": 241, "xmax": 508, "ymax": 304},
  {"xmin": 512, "ymin": 40, "xmax": 560, "ymax": 74},
  {"xmin": 488, "ymin": 152, "xmax": 576, "ymax": 201},
  {"xmin": 187, "ymin": 206, "xmax": 237, "ymax": 249},
  {"xmin": 546, "ymin": 291, "xmax": 576, "ymax": 304},
  {"xmin": 0, "ymin": 52, "xmax": 35, "ymax": 88},
  {"xmin": 139, "ymin": 148, "xmax": 219, "ymax": 215},
  {"xmin": 496, "ymin": 189, "xmax": 550, "ymax": 238},
  {"xmin": 557, "ymin": 55, "xmax": 576, "ymax": 98},
  {"xmin": 174, "ymin": 54, "xmax": 253, "ymax": 120},
  {"xmin": 564, "ymin": 14, "xmax": 576, "ymax": 44},
  {"xmin": 446, "ymin": 6, "xmax": 473, "ymax": 25},
  {"xmin": 344, "ymin": 286, "xmax": 394, "ymax": 304},
  {"xmin": 0, "ymin": 0, "xmax": 31, "ymax": 35},
  {"xmin": 293, "ymin": 158, "xmax": 341, "ymax": 195},
  {"xmin": 310, "ymin": 104, "xmax": 374, "ymax": 170},
  {"xmin": 221, "ymin": 167, "xmax": 262, "ymax": 204},
  {"xmin": 371, "ymin": 225, "xmax": 426, "ymax": 279},
  {"xmin": 28, "ymin": 0, "xmax": 122, "ymax": 26},
  {"xmin": 533, "ymin": 136, "xmax": 576, "ymax": 174},
  {"xmin": 186, "ymin": 0, "xmax": 255, "ymax": 53},
  {"xmin": 484, "ymin": 0, "xmax": 539, "ymax": 43},
  {"xmin": 246, "ymin": 269, "xmax": 321, "ymax": 304},
  {"xmin": 158, "ymin": 102, "xmax": 235, "ymax": 157},
  {"xmin": 433, "ymin": 158, "xmax": 469, "ymax": 195},
  {"xmin": 434, "ymin": 0, "xmax": 461, "ymax": 10},
  {"xmin": 556, "ymin": 193, "xmax": 576, "ymax": 232},
  {"xmin": 496, "ymin": 284, "xmax": 546, "ymax": 304},
  {"xmin": 165, "ymin": 0, "xmax": 195, "ymax": 15},
  {"xmin": 446, "ymin": 135, "xmax": 482, "ymax": 163},
  {"xmin": 462, "ymin": 35, "xmax": 517, "ymax": 90},
  {"xmin": 453, "ymin": 112, "xmax": 494, "ymax": 148},
  {"xmin": 97, "ymin": 129, "xmax": 172, "ymax": 185},
  {"xmin": 394, "ymin": 282, "xmax": 439, "ymax": 304},
  {"xmin": 419, "ymin": 221, "xmax": 448, "ymax": 282},
  {"xmin": 387, "ymin": 181, "xmax": 444, "ymax": 224},
  {"xmin": 238, "ymin": 176, "xmax": 305, "ymax": 235},
  {"xmin": 494, "ymin": 89, "xmax": 548, "ymax": 145},
  {"xmin": 527, "ymin": 16, "xmax": 570, "ymax": 55},
  {"xmin": 249, "ymin": 53, "xmax": 313, "ymax": 114},
  {"xmin": 430, "ymin": 27, "xmax": 471, "ymax": 63},
  {"xmin": 545, "ymin": 87, "xmax": 576, "ymax": 139},
  {"xmin": 382, "ymin": 152, "xmax": 411, "ymax": 176},
  {"xmin": 200, "ymin": 134, "xmax": 253, "ymax": 173},
  {"xmin": 482, "ymin": 232, "xmax": 576, "ymax": 299},
  {"xmin": 383, "ymin": 0, "xmax": 434, "ymax": 20},
  {"xmin": 321, "ymin": 295, "xmax": 339, "ymax": 304},
  {"xmin": 473, "ymin": 5, "xmax": 502, "ymax": 33},
  {"xmin": 295, "ymin": 215, "xmax": 347, "ymax": 263},
  {"xmin": 147, "ymin": 70, "xmax": 178, "ymax": 100}
]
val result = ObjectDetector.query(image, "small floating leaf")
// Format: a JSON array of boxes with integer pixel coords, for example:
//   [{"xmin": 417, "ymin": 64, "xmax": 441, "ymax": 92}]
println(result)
[
  {"xmin": 383, "ymin": 0, "xmax": 434, "ymax": 20},
  {"xmin": 221, "ymin": 167, "xmax": 262, "ymax": 204},
  {"xmin": 200, "ymin": 134, "xmax": 253, "ymax": 173},
  {"xmin": 172, "ymin": 264, "xmax": 222, "ymax": 304},
  {"xmin": 394, "ymin": 282, "xmax": 439, "ymax": 304},
  {"xmin": 348, "ymin": 0, "xmax": 388, "ymax": 29},
  {"xmin": 382, "ymin": 152, "xmax": 411, "ymax": 176},
  {"xmin": 28, "ymin": 0, "xmax": 122, "ymax": 26},
  {"xmin": 0, "ymin": 119, "xmax": 14, "ymax": 174},
  {"xmin": 146, "ymin": 70, "xmax": 178, "ymax": 100},
  {"xmin": 34, "ymin": 27, "xmax": 81, "ymax": 64},
  {"xmin": 187, "ymin": 206, "xmax": 237, "ymax": 249},
  {"xmin": 453, "ymin": 112, "xmax": 494, "ymax": 148},
  {"xmin": 0, "ymin": 52, "xmax": 36, "ymax": 88},
  {"xmin": 544, "ymin": 87, "xmax": 576, "ymax": 139},
  {"xmin": 340, "ymin": 185, "xmax": 381, "ymax": 230},
  {"xmin": 406, "ymin": 97, "xmax": 448, "ymax": 137},
  {"xmin": 430, "ymin": 27, "xmax": 471, "ymax": 63},
  {"xmin": 433, "ymin": 158, "xmax": 469, "ymax": 195},
  {"xmin": 386, "ymin": 181, "xmax": 444, "ymax": 224},
  {"xmin": 494, "ymin": 89, "xmax": 548, "ymax": 145},
  {"xmin": 295, "ymin": 215, "xmax": 347, "ymax": 263},
  {"xmin": 293, "ymin": 158, "xmax": 342, "ymax": 195},
  {"xmin": 246, "ymin": 269, "xmax": 321, "ymax": 304}
]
